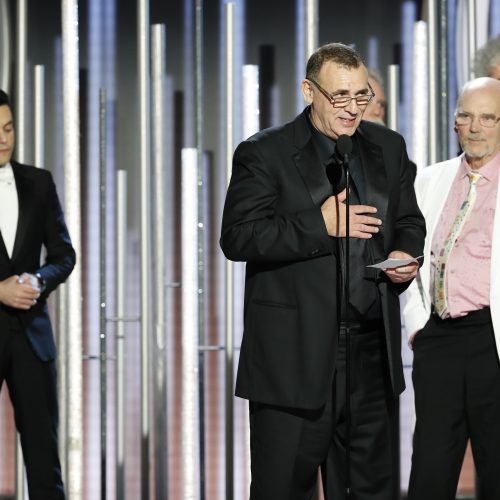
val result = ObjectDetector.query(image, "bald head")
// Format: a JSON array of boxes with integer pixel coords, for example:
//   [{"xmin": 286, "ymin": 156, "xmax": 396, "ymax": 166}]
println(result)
[
  {"xmin": 455, "ymin": 77, "xmax": 500, "ymax": 169},
  {"xmin": 457, "ymin": 77, "xmax": 500, "ymax": 105}
]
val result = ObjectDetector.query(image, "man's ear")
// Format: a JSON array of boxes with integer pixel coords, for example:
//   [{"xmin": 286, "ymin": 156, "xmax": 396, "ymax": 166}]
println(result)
[{"xmin": 301, "ymin": 80, "xmax": 313, "ymax": 104}]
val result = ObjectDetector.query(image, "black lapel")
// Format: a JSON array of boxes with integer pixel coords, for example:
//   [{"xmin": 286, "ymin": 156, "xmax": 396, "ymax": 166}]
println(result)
[
  {"xmin": 292, "ymin": 110, "xmax": 332, "ymax": 207},
  {"xmin": 10, "ymin": 163, "xmax": 33, "ymax": 263},
  {"xmin": 0, "ymin": 230, "xmax": 9, "ymax": 262},
  {"xmin": 355, "ymin": 131, "xmax": 388, "ymax": 261}
]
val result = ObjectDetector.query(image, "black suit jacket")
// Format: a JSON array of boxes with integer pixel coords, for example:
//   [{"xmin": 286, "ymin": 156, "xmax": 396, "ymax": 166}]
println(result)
[
  {"xmin": 220, "ymin": 109, "xmax": 425, "ymax": 409},
  {"xmin": 0, "ymin": 161, "xmax": 76, "ymax": 361}
]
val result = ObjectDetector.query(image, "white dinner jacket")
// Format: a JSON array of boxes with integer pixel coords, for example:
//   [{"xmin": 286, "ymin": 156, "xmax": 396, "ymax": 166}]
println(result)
[{"xmin": 402, "ymin": 154, "xmax": 500, "ymax": 359}]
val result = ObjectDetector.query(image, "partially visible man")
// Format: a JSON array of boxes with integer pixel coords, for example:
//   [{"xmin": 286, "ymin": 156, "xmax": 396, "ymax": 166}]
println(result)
[
  {"xmin": 363, "ymin": 69, "xmax": 386, "ymax": 124},
  {"xmin": 403, "ymin": 77, "xmax": 500, "ymax": 500},
  {"xmin": 474, "ymin": 35, "xmax": 500, "ymax": 79},
  {"xmin": 0, "ymin": 89, "xmax": 75, "ymax": 499},
  {"xmin": 221, "ymin": 42, "xmax": 425, "ymax": 500}
]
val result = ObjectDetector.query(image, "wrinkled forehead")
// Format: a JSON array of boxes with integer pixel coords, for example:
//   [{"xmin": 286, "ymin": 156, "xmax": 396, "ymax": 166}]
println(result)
[
  {"xmin": 458, "ymin": 87, "xmax": 500, "ymax": 115},
  {"xmin": 318, "ymin": 62, "xmax": 369, "ymax": 91}
]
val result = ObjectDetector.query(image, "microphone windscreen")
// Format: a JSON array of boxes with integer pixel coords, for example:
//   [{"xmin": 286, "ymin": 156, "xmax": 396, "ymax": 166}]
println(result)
[{"xmin": 336, "ymin": 134, "xmax": 353, "ymax": 157}]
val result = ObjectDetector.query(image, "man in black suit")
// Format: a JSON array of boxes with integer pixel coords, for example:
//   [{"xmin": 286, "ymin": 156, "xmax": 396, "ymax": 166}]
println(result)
[
  {"xmin": 220, "ymin": 43, "xmax": 425, "ymax": 499},
  {"xmin": 0, "ymin": 89, "xmax": 75, "ymax": 499}
]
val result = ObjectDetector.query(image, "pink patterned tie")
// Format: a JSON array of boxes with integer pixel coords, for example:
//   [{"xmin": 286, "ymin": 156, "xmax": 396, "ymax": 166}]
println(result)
[{"xmin": 433, "ymin": 171, "xmax": 482, "ymax": 317}]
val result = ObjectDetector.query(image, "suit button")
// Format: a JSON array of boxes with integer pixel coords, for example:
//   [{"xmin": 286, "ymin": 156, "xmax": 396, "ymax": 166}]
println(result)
[{"xmin": 311, "ymin": 248, "xmax": 320, "ymax": 256}]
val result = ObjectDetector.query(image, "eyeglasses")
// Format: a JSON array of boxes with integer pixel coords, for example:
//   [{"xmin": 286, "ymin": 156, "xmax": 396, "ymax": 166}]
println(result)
[
  {"xmin": 455, "ymin": 112, "xmax": 500, "ymax": 128},
  {"xmin": 308, "ymin": 78, "xmax": 375, "ymax": 108}
]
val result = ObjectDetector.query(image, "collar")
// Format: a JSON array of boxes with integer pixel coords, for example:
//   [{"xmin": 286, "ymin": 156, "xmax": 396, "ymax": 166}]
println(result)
[
  {"xmin": 460, "ymin": 151, "xmax": 500, "ymax": 183},
  {"xmin": 307, "ymin": 112, "xmax": 336, "ymax": 164},
  {"xmin": 0, "ymin": 162, "xmax": 14, "ymax": 185}
]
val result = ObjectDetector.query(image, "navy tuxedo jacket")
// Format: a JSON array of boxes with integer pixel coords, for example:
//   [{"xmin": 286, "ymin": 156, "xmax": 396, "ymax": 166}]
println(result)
[
  {"xmin": 220, "ymin": 109, "xmax": 425, "ymax": 409},
  {"xmin": 0, "ymin": 161, "xmax": 75, "ymax": 361}
]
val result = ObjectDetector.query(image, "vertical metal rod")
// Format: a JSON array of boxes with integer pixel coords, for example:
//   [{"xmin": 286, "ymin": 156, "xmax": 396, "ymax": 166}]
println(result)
[
  {"xmin": 15, "ymin": 0, "xmax": 27, "ymax": 162},
  {"xmin": 15, "ymin": 2, "xmax": 28, "ymax": 496},
  {"xmin": 151, "ymin": 24, "xmax": 168, "ymax": 500},
  {"xmin": 137, "ymin": 0, "xmax": 151, "ymax": 497},
  {"xmin": 240, "ymin": 64, "xmax": 259, "ymax": 496},
  {"xmin": 57, "ymin": 284, "xmax": 68, "ymax": 490},
  {"xmin": 225, "ymin": 4, "xmax": 235, "ymax": 500},
  {"xmin": 467, "ymin": 0, "xmax": 477, "ymax": 79},
  {"xmin": 115, "ymin": 170, "xmax": 127, "ymax": 500},
  {"xmin": 387, "ymin": 64, "xmax": 400, "ymax": 132},
  {"xmin": 412, "ymin": 21, "xmax": 429, "ymax": 171},
  {"xmin": 428, "ymin": 0, "xmax": 438, "ymax": 165},
  {"xmin": 33, "ymin": 65, "xmax": 45, "ymax": 167},
  {"xmin": 61, "ymin": 1, "xmax": 83, "ymax": 497},
  {"xmin": 181, "ymin": 149, "xmax": 201, "ymax": 499},
  {"xmin": 0, "ymin": 0, "xmax": 11, "ymax": 91},
  {"xmin": 99, "ymin": 87, "xmax": 108, "ymax": 500},
  {"xmin": 195, "ymin": 0, "xmax": 206, "ymax": 498},
  {"xmin": 438, "ymin": 0, "xmax": 449, "ymax": 162},
  {"xmin": 304, "ymin": 0, "xmax": 318, "ymax": 59}
]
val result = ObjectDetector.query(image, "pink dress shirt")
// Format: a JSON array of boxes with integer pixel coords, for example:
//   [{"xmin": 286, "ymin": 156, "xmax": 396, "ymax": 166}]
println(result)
[{"xmin": 430, "ymin": 152, "xmax": 500, "ymax": 318}]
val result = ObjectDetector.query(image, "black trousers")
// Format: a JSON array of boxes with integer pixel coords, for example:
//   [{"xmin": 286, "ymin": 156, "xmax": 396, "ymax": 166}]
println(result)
[
  {"xmin": 408, "ymin": 307, "xmax": 500, "ymax": 500},
  {"xmin": 248, "ymin": 324, "xmax": 399, "ymax": 500},
  {"xmin": 0, "ymin": 316, "xmax": 65, "ymax": 500}
]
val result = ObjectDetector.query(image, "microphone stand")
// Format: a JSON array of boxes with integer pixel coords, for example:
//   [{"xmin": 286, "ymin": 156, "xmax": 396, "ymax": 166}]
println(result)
[{"xmin": 343, "ymin": 153, "xmax": 352, "ymax": 498}]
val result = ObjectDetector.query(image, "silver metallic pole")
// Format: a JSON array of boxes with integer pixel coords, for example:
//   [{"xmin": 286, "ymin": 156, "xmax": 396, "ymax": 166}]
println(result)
[
  {"xmin": 33, "ymin": 65, "xmax": 45, "ymax": 168},
  {"xmin": 62, "ymin": 0, "xmax": 83, "ymax": 497},
  {"xmin": 57, "ymin": 283, "xmax": 69, "ymax": 490},
  {"xmin": 195, "ymin": 0, "xmax": 206, "ymax": 497},
  {"xmin": 15, "ymin": 1, "xmax": 27, "ymax": 498},
  {"xmin": 387, "ymin": 64, "xmax": 400, "ymax": 132},
  {"xmin": 15, "ymin": 0, "xmax": 27, "ymax": 162},
  {"xmin": 137, "ymin": 0, "xmax": 151, "ymax": 496},
  {"xmin": 467, "ymin": 0, "xmax": 477, "ymax": 79},
  {"xmin": 412, "ymin": 21, "xmax": 429, "ymax": 172},
  {"xmin": 0, "ymin": 0, "xmax": 11, "ymax": 91},
  {"xmin": 428, "ymin": 0, "xmax": 438, "ymax": 165},
  {"xmin": 115, "ymin": 170, "xmax": 127, "ymax": 500},
  {"xmin": 438, "ymin": 0, "xmax": 449, "ymax": 161},
  {"xmin": 151, "ymin": 24, "xmax": 168, "ymax": 500},
  {"xmin": 304, "ymin": 0, "xmax": 318, "ymax": 59},
  {"xmin": 99, "ymin": 88, "xmax": 108, "ymax": 500},
  {"xmin": 225, "ymin": 3, "xmax": 235, "ymax": 500}
]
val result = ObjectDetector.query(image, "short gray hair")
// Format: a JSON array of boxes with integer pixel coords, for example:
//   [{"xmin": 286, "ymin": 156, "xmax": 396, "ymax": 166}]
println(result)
[
  {"xmin": 473, "ymin": 35, "xmax": 500, "ymax": 77},
  {"xmin": 367, "ymin": 69, "xmax": 384, "ymax": 88}
]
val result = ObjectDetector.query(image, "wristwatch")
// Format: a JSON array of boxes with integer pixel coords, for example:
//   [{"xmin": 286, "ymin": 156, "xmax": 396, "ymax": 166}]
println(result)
[{"xmin": 35, "ymin": 273, "xmax": 47, "ymax": 293}]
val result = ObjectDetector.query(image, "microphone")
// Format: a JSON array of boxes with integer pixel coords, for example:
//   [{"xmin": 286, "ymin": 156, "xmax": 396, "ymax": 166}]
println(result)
[{"xmin": 336, "ymin": 134, "xmax": 353, "ymax": 163}]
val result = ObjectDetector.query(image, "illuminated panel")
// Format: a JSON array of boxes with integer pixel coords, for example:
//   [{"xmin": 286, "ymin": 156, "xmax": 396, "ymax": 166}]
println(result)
[
  {"xmin": 181, "ymin": 148, "xmax": 201, "ymax": 499},
  {"xmin": 411, "ymin": 21, "xmax": 429, "ymax": 171},
  {"xmin": 61, "ymin": 0, "xmax": 83, "ymax": 497}
]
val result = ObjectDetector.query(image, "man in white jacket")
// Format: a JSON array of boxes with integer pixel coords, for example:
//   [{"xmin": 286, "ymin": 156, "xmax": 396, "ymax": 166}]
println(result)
[{"xmin": 402, "ymin": 77, "xmax": 500, "ymax": 500}]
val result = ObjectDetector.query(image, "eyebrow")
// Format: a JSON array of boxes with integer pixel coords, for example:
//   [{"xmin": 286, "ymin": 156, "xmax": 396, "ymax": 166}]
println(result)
[{"xmin": 330, "ymin": 87, "xmax": 370, "ymax": 96}]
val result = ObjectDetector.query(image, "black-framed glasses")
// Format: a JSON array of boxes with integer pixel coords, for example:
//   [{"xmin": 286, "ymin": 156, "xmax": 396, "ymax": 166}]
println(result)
[
  {"xmin": 308, "ymin": 78, "xmax": 375, "ymax": 108},
  {"xmin": 455, "ymin": 112, "xmax": 500, "ymax": 128}
]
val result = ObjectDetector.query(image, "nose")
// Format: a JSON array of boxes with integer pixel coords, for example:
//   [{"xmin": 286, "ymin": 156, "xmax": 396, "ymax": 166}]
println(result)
[
  {"xmin": 469, "ymin": 115, "xmax": 482, "ymax": 132},
  {"xmin": 345, "ymin": 98, "xmax": 359, "ymax": 114}
]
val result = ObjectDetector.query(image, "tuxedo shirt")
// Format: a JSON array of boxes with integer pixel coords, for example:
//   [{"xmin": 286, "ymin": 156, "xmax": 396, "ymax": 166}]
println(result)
[{"xmin": 0, "ymin": 162, "xmax": 18, "ymax": 257}]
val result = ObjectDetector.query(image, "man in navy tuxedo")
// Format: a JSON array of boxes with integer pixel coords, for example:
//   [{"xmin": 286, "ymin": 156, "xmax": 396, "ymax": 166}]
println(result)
[
  {"xmin": 0, "ymin": 89, "xmax": 75, "ymax": 500},
  {"xmin": 221, "ymin": 43, "xmax": 425, "ymax": 499}
]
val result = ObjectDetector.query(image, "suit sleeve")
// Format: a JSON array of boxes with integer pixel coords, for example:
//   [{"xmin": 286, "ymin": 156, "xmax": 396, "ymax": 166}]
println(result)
[
  {"xmin": 387, "ymin": 138, "xmax": 426, "ymax": 293},
  {"xmin": 37, "ymin": 172, "xmax": 76, "ymax": 297},
  {"xmin": 401, "ymin": 172, "xmax": 431, "ymax": 337},
  {"xmin": 220, "ymin": 140, "xmax": 332, "ymax": 263}
]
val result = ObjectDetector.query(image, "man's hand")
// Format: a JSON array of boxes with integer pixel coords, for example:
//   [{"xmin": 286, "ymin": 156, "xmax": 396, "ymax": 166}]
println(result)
[
  {"xmin": 382, "ymin": 250, "xmax": 419, "ymax": 284},
  {"xmin": 0, "ymin": 274, "xmax": 40, "ymax": 310},
  {"xmin": 321, "ymin": 188, "xmax": 382, "ymax": 238}
]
